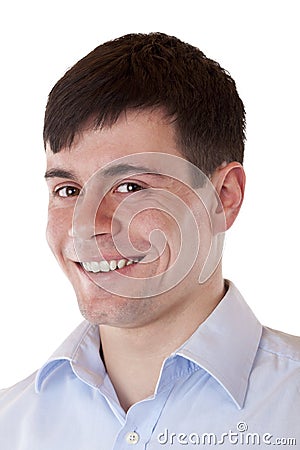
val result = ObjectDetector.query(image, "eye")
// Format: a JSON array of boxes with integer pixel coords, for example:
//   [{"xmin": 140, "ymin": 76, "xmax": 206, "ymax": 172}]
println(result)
[
  {"xmin": 55, "ymin": 186, "xmax": 81, "ymax": 198},
  {"xmin": 115, "ymin": 182, "xmax": 144, "ymax": 193}
]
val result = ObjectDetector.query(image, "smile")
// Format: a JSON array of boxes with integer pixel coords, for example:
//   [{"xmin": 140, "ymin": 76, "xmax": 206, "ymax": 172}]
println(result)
[{"xmin": 81, "ymin": 258, "xmax": 141, "ymax": 273}]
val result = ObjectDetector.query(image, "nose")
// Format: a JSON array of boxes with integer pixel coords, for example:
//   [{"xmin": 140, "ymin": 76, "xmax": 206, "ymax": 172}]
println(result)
[{"xmin": 69, "ymin": 192, "xmax": 120, "ymax": 240}]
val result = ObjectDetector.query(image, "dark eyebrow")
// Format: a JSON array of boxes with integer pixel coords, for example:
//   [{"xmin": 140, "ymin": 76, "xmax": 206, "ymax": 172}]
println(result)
[
  {"xmin": 101, "ymin": 163, "xmax": 159, "ymax": 177},
  {"xmin": 44, "ymin": 168, "xmax": 78, "ymax": 180},
  {"xmin": 44, "ymin": 164, "xmax": 160, "ymax": 182}
]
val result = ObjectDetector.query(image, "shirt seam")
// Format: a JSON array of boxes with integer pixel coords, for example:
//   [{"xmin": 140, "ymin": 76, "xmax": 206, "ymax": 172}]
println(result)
[
  {"xmin": 44, "ymin": 359, "xmax": 67, "ymax": 378},
  {"xmin": 258, "ymin": 345, "xmax": 300, "ymax": 363},
  {"xmin": 158, "ymin": 363, "xmax": 201, "ymax": 393},
  {"xmin": 70, "ymin": 322, "xmax": 94, "ymax": 362}
]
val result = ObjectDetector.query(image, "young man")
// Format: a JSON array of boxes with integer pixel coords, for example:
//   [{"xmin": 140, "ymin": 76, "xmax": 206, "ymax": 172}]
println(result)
[{"xmin": 0, "ymin": 33, "xmax": 299, "ymax": 449}]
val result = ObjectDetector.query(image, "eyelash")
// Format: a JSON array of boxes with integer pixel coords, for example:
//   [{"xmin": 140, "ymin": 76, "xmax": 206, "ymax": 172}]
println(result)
[
  {"xmin": 115, "ymin": 182, "xmax": 144, "ymax": 193},
  {"xmin": 53, "ymin": 181, "xmax": 144, "ymax": 198},
  {"xmin": 54, "ymin": 186, "xmax": 81, "ymax": 198}
]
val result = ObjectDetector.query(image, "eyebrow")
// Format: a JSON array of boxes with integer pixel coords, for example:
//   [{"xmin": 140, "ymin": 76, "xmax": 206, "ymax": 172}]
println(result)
[
  {"xmin": 44, "ymin": 168, "xmax": 78, "ymax": 180},
  {"xmin": 101, "ymin": 163, "xmax": 159, "ymax": 177},
  {"xmin": 44, "ymin": 164, "xmax": 159, "ymax": 181}
]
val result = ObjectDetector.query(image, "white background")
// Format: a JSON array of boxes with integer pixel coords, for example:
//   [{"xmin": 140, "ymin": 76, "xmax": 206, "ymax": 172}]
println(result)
[{"xmin": 0, "ymin": 0, "xmax": 299, "ymax": 387}]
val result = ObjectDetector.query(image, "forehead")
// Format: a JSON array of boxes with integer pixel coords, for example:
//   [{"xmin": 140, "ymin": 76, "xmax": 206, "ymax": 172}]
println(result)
[{"xmin": 45, "ymin": 109, "xmax": 185, "ymax": 181}]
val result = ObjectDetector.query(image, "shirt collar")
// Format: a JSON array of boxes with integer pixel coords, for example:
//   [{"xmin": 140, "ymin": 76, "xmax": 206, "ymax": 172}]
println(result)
[
  {"xmin": 35, "ymin": 321, "xmax": 104, "ymax": 393},
  {"xmin": 175, "ymin": 280, "xmax": 262, "ymax": 409}
]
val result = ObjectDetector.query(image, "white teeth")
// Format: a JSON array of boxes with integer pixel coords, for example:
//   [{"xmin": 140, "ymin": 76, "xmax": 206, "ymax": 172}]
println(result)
[
  {"xmin": 90, "ymin": 262, "xmax": 100, "ymax": 273},
  {"xmin": 82, "ymin": 262, "xmax": 93, "ymax": 272},
  {"xmin": 109, "ymin": 260, "xmax": 117, "ymax": 271},
  {"xmin": 99, "ymin": 261, "xmax": 110, "ymax": 272},
  {"xmin": 81, "ymin": 258, "xmax": 139, "ymax": 273},
  {"xmin": 117, "ymin": 259, "xmax": 126, "ymax": 269}
]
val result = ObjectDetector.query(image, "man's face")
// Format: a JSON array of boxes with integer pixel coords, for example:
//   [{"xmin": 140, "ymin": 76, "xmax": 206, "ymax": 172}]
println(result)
[{"xmin": 45, "ymin": 110, "xmax": 223, "ymax": 327}]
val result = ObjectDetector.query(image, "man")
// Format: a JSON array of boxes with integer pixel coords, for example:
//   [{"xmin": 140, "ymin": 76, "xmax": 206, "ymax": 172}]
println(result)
[{"xmin": 0, "ymin": 33, "xmax": 299, "ymax": 449}]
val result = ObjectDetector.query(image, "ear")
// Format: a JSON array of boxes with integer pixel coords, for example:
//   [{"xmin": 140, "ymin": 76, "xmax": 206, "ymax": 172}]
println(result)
[{"xmin": 210, "ymin": 162, "xmax": 246, "ymax": 230}]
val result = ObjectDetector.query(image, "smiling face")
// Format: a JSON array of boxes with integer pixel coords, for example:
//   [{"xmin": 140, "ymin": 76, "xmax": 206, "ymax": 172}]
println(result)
[{"xmin": 45, "ymin": 109, "xmax": 225, "ymax": 327}]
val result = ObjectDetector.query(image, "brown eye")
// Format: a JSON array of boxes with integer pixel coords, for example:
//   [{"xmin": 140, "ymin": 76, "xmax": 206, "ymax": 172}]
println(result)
[
  {"xmin": 56, "ymin": 186, "xmax": 81, "ymax": 197},
  {"xmin": 115, "ymin": 182, "xmax": 143, "ymax": 193}
]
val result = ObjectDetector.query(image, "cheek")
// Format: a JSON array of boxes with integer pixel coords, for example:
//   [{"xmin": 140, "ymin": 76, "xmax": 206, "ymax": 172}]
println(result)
[
  {"xmin": 46, "ymin": 208, "xmax": 71, "ymax": 258},
  {"xmin": 128, "ymin": 210, "xmax": 181, "ymax": 256}
]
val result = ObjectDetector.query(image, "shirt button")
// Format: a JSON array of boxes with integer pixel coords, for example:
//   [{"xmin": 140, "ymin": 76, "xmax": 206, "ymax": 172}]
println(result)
[{"xmin": 125, "ymin": 431, "xmax": 140, "ymax": 444}]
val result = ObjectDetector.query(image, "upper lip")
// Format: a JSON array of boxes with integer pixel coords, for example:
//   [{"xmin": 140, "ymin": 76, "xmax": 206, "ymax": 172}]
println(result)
[{"xmin": 73, "ymin": 255, "xmax": 145, "ymax": 263}]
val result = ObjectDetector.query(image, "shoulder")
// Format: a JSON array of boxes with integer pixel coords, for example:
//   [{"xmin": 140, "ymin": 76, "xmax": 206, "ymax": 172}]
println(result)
[
  {"xmin": 0, "ymin": 370, "xmax": 37, "ymax": 404},
  {"xmin": 0, "ymin": 371, "xmax": 38, "ymax": 434},
  {"xmin": 259, "ymin": 326, "xmax": 300, "ymax": 362}
]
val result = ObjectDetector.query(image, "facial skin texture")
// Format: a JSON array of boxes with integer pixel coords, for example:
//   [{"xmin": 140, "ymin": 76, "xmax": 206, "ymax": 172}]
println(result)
[{"xmin": 46, "ymin": 108, "xmax": 244, "ymax": 327}]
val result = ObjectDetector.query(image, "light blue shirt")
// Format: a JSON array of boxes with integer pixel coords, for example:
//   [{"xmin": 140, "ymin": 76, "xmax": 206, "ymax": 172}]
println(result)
[{"xmin": 1, "ymin": 281, "xmax": 299, "ymax": 449}]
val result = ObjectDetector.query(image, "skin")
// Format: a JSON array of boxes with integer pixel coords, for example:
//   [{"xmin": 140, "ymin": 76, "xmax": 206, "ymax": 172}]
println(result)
[{"xmin": 45, "ymin": 109, "xmax": 245, "ymax": 411}]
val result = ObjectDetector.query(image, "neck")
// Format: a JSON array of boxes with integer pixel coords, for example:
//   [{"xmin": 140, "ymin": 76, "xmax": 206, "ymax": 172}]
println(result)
[{"xmin": 99, "ymin": 271, "xmax": 226, "ymax": 412}]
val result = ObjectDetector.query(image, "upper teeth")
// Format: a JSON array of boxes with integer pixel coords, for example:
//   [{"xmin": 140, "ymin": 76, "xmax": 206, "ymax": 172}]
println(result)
[{"xmin": 82, "ymin": 258, "xmax": 138, "ymax": 273}]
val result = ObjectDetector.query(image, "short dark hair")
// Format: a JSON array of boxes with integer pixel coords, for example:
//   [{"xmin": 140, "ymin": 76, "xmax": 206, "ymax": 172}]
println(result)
[{"xmin": 43, "ymin": 32, "xmax": 245, "ymax": 175}]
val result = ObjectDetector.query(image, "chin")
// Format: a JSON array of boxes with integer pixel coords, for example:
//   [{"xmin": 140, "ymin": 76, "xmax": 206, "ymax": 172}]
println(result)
[
  {"xmin": 75, "ymin": 289, "xmax": 129, "ymax": 325},
  {"xmin": 76, "ymin": 288, "xmax": 163, "ymax": 328}
]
